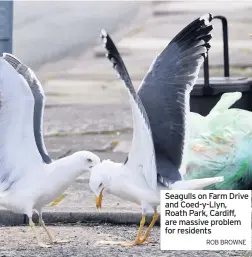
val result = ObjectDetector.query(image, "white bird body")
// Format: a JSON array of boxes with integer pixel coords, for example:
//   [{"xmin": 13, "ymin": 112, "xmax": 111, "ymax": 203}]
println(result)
[
  {"xmin": 0, "ymin": 56, "xmax": 101, "ymax": 247},
  {"xmin": 99, "ymin": 161, "xmax": 160, "ymax": 208},
  {"xmin": 34, "ymin": 153, "xmax": 94, "ymax": 210},
  {"xmin": 91, "ymin": 160, "xmax": 223, "ymax": 214},
  {"xmin": 0, "ymin": 152, "xmax": 98, "ymax": 215}
]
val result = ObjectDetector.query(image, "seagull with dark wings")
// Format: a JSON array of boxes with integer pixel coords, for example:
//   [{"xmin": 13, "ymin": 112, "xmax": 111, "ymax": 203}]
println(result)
[{"xmin": 89, "ymin": 14, "xmax": 224, "ymax": 246}]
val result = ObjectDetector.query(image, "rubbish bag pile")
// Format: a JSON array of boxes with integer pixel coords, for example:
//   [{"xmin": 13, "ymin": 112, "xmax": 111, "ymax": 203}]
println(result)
[{"xmin": 185, "ymin": 92, "xmax": 252, "ymax": 190}]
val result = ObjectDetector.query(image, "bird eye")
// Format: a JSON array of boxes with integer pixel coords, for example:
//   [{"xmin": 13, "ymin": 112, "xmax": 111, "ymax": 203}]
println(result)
[
  {"xmin": 87, "ymin": 158, "xmax": 92, "ymax": 163},
  {"xmin": 99, "ymin": 183, "xmax": 103, "ymax": 188}
]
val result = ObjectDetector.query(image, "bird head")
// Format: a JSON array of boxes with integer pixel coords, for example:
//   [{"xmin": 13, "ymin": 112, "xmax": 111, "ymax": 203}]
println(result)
[
  {"xmin": 89, "ymin": 160, "xmax": 116, "ymax": 211},
  {"xmin": 73, "ymin": 151, "xmax": 101, "ymax": 171}
]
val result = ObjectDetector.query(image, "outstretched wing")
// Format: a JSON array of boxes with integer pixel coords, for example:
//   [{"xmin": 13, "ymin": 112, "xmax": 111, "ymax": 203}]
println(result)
[
  {"xmin": 2, "ymin": 53, "xmax": 52, "ymax": 164},
  {"xmin": 137, "ymin": 14, "xmax": 213, "ymax": 186},
  {"xmin": 0, "ymin": 58, "xmax": 43, "ymax": 192},
  {"xmin": 101, "ymin": 30, "xmax": 157, "ymax": 190}
]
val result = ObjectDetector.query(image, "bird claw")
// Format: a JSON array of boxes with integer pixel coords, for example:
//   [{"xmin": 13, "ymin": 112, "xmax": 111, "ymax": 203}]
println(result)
[
  {"xmin": 120, "ymin": 238, "xmax": 156, "ymax": 247},
  {"xmin": 120, "ymin": 240, "xmax": 143, "ymax": 247},
  {"xmin": 139, "ymin": 238, "xmax": 156, "ymax": 244}
]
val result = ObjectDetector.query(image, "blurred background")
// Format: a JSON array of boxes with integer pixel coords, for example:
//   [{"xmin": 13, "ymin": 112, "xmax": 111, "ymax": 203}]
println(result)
[
  {"xmin": 8, "ymin": 0, "xmax": 252, "ymax": 77},
  {"xmin": 12, "ymin": 1, "xmax": 141, "ymax": 71}
]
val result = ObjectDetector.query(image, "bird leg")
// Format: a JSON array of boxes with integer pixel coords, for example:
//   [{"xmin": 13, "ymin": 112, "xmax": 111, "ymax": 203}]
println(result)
[
  {"xmin": 39, "ymin": 212, "xmax": 68, "ymax": 244},
  {"xmin": 121, "ymin": 216, "xmax": 146, "ymax": 247},
  {"xmin": 140, "ymin": 211, "xmax": 159, "ymax": 243},
  {"xmin": 29, "ymin": 217, "xmax": 52, "ymax": 248}
]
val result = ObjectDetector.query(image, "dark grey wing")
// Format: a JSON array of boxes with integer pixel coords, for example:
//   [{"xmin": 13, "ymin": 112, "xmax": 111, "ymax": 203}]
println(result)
[
  {"xmin": 101, "ymin": 30, "xmax": 157, "ymax": 190},
  {"xmin": 2, "ymin": 53, "xmax": 52, "ymax": 164},
  {"xmin": 137, "ymin": 13, "xmax": 213, "ymax": 186}
]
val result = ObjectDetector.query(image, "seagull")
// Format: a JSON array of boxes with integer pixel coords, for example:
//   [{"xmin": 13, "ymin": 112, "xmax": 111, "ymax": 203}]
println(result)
[
  {"xmin": 3, "ymin": 53, "xmax": 77, "ymax": 206},
  {"xmin": 0, "ymin": 56, "xmax": 101, "ymax": 247},
  {"xmin": 89, "ymin": 13, "xmax": 224, "ymax": 246}
]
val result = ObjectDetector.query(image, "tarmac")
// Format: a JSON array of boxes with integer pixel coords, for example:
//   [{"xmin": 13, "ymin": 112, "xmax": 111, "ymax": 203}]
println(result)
[{"xmin": 1, "ymin": 1, "xmax": 252, "ymax": 256}]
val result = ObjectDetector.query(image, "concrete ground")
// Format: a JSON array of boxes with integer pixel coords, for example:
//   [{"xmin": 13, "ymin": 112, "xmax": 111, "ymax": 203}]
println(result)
[
  {"xmin": 0, "ymin": 224, "xmax": 249, "ymax": 257},
  {"xmin": 1, "ymin": 1, "xmax": 252, "ymax": 256}
]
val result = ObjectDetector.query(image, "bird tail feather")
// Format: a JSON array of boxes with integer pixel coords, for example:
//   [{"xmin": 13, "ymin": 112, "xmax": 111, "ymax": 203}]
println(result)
[{"xmin": 170, "ymin": 176, "xmax": 224, "ymax": 190}]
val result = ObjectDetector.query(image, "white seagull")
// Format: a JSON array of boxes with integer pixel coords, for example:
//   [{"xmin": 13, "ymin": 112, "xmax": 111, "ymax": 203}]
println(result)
[
  {"xmin": 89, "ymin": 14, "xmax": 224, "ymax": 246},
  {"xmin": 0, "ymin": 55, "xmax": 100, "ymax": 248}
]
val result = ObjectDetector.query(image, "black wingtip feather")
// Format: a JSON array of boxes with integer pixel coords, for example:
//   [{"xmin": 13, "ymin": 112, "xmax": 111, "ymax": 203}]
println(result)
[
  {"xmin": 170, "ymin": 13, "xmax": 213, "ymax": 50},
  {"xmin": 101, "ymin": 30, "xmax": 117, "ymax": 68},
  {"xmin": 100, "ymin": 29, "xmax": 153, "ymax": 167},
  {"xmin": 209, "ymin": 13, "xmax": 213, "ymax": 22},
  {"xmin": 100, "ymin": 28, "xmax": 120, "ymax": 65},
  {"xmin": 100, "ymin": 28, "xmax": 134, "ymax": 91},
  {"xmin": 205, "ymin": 42, "xmax": 211, "ymax": 49},
  {"xmin": 197, "ymin": 34, "xmax": 212, "ymax": 44}
]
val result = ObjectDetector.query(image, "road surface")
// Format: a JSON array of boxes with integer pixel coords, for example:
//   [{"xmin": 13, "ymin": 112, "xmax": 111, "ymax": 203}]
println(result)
[
  {"xmin": 0, "ymin": 224, "xmax": 247, "ymax": 257},
  {"xmin": 13, "ymin": 1, "xmax": 140, "ymax": 70}
]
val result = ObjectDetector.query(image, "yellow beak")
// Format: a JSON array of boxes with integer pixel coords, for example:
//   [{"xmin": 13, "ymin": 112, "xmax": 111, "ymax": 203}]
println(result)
[{"xmin": 96, "ymin": 189, "xmax": 104, "ymax": 211}]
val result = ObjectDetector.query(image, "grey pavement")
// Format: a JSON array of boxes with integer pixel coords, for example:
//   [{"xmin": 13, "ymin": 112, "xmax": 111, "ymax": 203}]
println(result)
[{"xmin": 1, "ymin": 224, "xmax": 249, "ymax": 257}]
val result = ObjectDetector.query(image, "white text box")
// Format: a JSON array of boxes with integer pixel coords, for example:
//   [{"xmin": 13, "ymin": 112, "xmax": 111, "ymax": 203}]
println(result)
[{"xmin": 160, "ymin": 190, "xmax": 251, "ymax": 250}]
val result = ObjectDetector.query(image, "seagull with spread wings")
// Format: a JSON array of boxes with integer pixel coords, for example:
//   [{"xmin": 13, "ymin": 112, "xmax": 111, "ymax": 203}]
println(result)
[
  {"xmin": 0, "ymin": 55, "xmax": 100, "ymax": 248},
  {"xmin": 89, "ymin": 14, "xmax": 224, "ymax": 246}
]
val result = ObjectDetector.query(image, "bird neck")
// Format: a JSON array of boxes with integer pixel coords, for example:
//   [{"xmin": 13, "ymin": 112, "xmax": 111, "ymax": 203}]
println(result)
[{"xmin": 45, "ymin": 155, "xmax": 85, "ymax": 193}]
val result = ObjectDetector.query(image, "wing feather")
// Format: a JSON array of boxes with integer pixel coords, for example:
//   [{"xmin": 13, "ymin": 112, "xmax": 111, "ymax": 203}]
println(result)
[
  {"xmin": 2, "ymin": 53, "xmax": 52, "ymax": 164},
  {"xmin": 100, "ymin": 30, "xmax": 157, "ymax": 190},
  {"xmin": 137, "ymin": 13, "xmax": 213, "ymax": 186},
  {"xmin": 0, "ymin": 58, "xmax": 43, "ymax": 192}
]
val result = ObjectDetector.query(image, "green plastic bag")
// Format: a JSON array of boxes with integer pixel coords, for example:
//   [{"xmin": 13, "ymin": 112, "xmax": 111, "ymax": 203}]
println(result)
[{"xmin": 185, "ymin": 92, "xmax": 252, "ymax": 190}]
